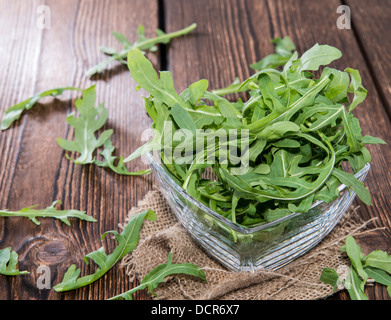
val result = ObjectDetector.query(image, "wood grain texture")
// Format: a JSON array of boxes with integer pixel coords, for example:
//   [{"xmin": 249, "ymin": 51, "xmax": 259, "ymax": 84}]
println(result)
[
  {"xmin": 164, "ymin": 0, "xmax": 391, "ymax": 300},
  {"xmin": 0, "ymin": 0, "xmax": 157, "ymax": 300},
  {"xmin": 344, "ymin": 0, "xmax": 391, "ymax": 117}
]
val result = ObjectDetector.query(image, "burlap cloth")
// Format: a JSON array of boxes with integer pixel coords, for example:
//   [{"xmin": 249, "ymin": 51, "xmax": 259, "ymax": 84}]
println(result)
[{"xmin": 120, "ymin": 188, "xmax": 381, "ymax": 300}]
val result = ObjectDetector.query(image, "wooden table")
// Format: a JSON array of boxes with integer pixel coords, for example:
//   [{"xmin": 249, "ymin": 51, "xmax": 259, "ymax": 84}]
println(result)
[{"xmin": 0, "ymin": 0, "xmax": 390, "ymax": 300}]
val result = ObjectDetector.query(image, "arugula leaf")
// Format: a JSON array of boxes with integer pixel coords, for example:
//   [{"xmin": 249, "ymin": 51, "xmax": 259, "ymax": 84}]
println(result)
[
  {"xmin": 320, "ymin": 67, "xmax": 350, "ymax": 103},
  {"xmin": 320, "ymin": 267, "xmax": 340, "ymax": 291},
  {"xmin": 171, "ymin": 103, "xmax": 197, "ymax": 134},
  {"xmin": 53, "ymin": 209, "xmax": 156, "ymax": 292},
  {"xmin": 342, "ymin": 235, "xmax": 368, "ymax": 290},
  {"xmin": 3, "ymin": 84, "xmax": 154, "ymax": 176},
  {"xmin": 321, "ymin": 237, "xmax": 370, "ymax": 300},
  {"xmin": 245, "ymin": 74, "xmax": 331, "ymax": 133},
  {"xmin": 127, "ymin": 48, "xmax": 186, "ymax": 109},
  {"xmin": 297, "ymin": 44, "xmax": 342, "ymax": 73},
  {"xmin": 1, "ymin": 86, "xmax": 83, "ymax": 130},
  {"xmin": 257, "ymin": 121, "xmax": 300, "ymax": 140},
  {"xmin": 124, "ymin": 140, "xmax": 161, "ymax": 163},
  {"xmin": 365, "ymin": 267, "xmax": 391, "ymax": 287},
  {"xmin": 57, "ymin": 85, "xmax": 113, "ymax": 164},
  {"xmin": 107, "ymin": 252, "xmax": 206, "ymax": 300},
  {"xmin": 332, "ymin": 168, "xmax": 371, "ymax": 206},
  {"xmin": 211, "ymin": 77, "xmax": 241, "ymax": 96},
  {"xmin": 180, "ymin": 79, "xmax": 209, "ymax": 105},
  {"xmin": 345, "ymin": 68, "xmax": 367, "ymax": 111},
  {"xmin": 364, "ymin": 267, "xmax": 391, "ymax": 298},
  {"xmin": 363, "ymin": 250, "xmax": 391, "ymax": 274},
  {"xmin": 362, "ymin": 135, "xmax": 387, "ymax": 145},
  {"xmin": 127, "ymin": 48, "xmax": 230, "ymax": 126},
  {"xmin": 86, "ymin": 23, "xmax": 197, "ymax": 77},
  {"xmin": 345, "ymin": 266, "xmax": 368, "ymax": 300},
  {"xmin": 0, "ymin": 200, "xmax": 96, "ymax": 226},
  {"xmin": 250, "ymin": 36, "xmax": 296, "ymax": 71},
  {"xmin": 95, "ymin": 140, "xmax": 152, "ymax": 175},
  {"xmin": 298, "ymin": 104, "xmax": 345, "ymax": 132},
  {"xmin": 0, "ymin": 247, "xmax": 29, "ymax": 276}
]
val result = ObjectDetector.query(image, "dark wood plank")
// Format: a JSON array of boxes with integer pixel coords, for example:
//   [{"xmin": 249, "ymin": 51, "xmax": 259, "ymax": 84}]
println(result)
[
  {"xmin": 344, "ymin": 0, "xmax": 391, "ymax": 117},
  {"xmin": 0, "ymin": 0, "xmax": 157, "ymax": 300},
  {"xmin": 164, "ymin": 0, "xmax": 391, "ymax": 300}
]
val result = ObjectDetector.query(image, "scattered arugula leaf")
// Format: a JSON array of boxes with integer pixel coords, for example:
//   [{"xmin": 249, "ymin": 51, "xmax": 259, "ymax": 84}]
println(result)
[
  {"xmin": 3, "ymin": 84, "xmax": 151, "ymax": 175},
  {"xmin": 345, "ymin": 265, "xmax": 368, "ymax": 300},
  {"xmin": 108, "ymin": 252, "xmax": 206, "ymax": 300},
  {"xmin": 1, "ymin": 86, "xmax": 83, "ymax": 130},
  {"xmin": 0, "ymin": 200, "xmax": 96, "ymax": 226},
  {"xmin": 321, "ymin": 235, "xmax": 391, "ymax": 300},
  {"xmin": 0, "ymin": 247, "xmax": 29, "ymax": 276},
  {"xmin": 363, "ymin": 249, "xmax": 391, "ymax": 274},
  {"xmin": 365, "ymin": 267, "xmax": 391, "ymax": 287},
  {"xmin": 319, "ymin": 267, "xmax": 341, "ymax": 291},
  {"xmin": 95, "ymin": 140, "xmax": 152, "ymax": 175},
  {"xmin": 342, "ymin": 235, "xmax": 368, "ymax": 290},
  {"xmin": 57, "ymin": 85, "xmax": 113, "ymax": 164},
  {"xmin": 53, "ymin": 209, "xmax": 156, "ymax": 292},
  {"xmin": 86, "ymin": 23, "xmax": 197, "ymax": 77},
  {"xmin": 54, "ymin": 86, "xmax": 150, "ymax": 175}
]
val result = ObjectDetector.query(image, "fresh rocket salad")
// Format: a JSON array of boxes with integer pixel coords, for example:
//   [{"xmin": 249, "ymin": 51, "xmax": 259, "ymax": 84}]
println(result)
[{"xmin": 124, "ymin": 37, "xmax": 385, "ymax": 228}]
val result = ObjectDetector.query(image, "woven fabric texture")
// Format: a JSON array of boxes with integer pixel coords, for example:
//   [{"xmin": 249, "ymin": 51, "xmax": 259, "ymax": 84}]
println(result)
[{"xmin": 120, "ymin": 189, "xmax": 376, "ymax": 300}]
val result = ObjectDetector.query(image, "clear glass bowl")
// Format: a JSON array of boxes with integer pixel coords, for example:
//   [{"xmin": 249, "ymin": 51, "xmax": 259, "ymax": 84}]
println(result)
[{"xmin": 146, "ymin": 152, "xmax": 370, "ymax": 272}]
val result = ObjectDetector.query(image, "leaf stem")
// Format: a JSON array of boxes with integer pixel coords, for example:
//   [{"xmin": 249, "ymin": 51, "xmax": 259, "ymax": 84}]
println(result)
[
  {"xmin": 135, "ymin": 23, "xmax": 197, "ymax": 51},
  {"xmin": 86, "ymin": 23, "xmax": 197, "ymax": 77}
]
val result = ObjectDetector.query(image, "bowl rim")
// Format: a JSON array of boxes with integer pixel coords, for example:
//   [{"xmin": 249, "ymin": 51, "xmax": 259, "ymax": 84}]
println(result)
[{"xmin": 146, "ymin": 151, "xmax": 371, "ymax": 234}]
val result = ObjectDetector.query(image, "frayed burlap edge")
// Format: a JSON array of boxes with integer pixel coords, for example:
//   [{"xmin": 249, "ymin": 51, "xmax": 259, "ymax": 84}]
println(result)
[{"xmin": 120, "ymin": 189, "xmax": 383, "ymax": 300}]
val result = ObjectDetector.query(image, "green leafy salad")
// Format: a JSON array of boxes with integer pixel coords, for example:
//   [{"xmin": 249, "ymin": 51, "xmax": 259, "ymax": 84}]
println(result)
[{"xmin": 124, "ymin": 37, "xmax": 385, "ymax": 228}]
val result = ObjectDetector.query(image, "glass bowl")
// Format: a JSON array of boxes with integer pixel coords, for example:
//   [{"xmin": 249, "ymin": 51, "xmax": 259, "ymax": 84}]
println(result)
[{"xmin": 146, "ymin": 151, "xmax": 370, "ymax": 272}]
